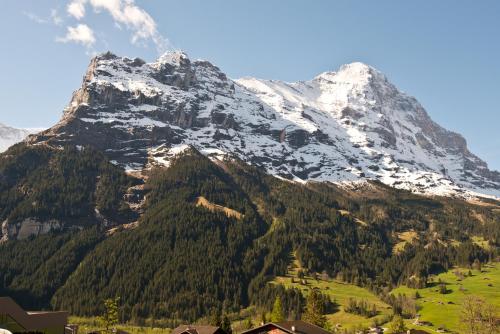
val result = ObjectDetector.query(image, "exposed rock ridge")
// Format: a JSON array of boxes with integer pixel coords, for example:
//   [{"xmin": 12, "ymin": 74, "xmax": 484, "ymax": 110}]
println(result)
[{"xmin": 26, "ymin": 51, "xmax": 500, "ymax": 199}]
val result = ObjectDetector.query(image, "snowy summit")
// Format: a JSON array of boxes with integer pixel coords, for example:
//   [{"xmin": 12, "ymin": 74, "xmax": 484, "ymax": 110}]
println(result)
[{"xmin": 26, "ymin": 51, "xmax": 500, "ymax": 199}]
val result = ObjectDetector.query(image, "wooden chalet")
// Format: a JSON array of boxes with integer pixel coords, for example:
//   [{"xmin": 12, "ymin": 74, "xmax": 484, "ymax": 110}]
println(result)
[
  {"xmin": 172, "ymin": 325, "xmax": 226, "ymax": 334},
  {"xmin": 242, "ymin": 321, "xmax": 332, "ymax": 334}
]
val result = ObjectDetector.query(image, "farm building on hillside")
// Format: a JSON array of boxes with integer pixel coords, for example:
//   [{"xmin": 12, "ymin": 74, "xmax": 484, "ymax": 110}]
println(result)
[{"xmin": 0, "ymin": 297, "xmax": 68, "ymax": 334}]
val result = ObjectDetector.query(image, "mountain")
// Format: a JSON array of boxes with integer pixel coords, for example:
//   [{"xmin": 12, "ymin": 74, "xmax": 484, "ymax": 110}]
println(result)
[
  {"xmin": 1, "ymin": 51, "xmax": 499, "ymax": 322},
  {"xmin": 0, "ymin": 123, "xmax": 41, "ymax": 152},
  {"xmin": 28, "ymin": 51, "xmax": 499, "ymax": 198},
  {"xmin": 0, "ymin": 144, "xmax": 136, "ymax": 242}
]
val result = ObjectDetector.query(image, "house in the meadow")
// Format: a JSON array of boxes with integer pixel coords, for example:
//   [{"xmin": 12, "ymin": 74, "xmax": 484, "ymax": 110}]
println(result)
[
  {"xmin": 242, "ymin": 321, "xmax": 332, "ymax": 334},
  {"xmin": 172, "ymin": 325, "xmax": 226, "ymax": 334}
]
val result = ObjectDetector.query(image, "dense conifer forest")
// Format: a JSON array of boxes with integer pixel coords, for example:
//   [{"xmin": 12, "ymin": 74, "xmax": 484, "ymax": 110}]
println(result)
[
  {"xmin": 0, "ymin": 144, "xmax": 135, "ymax": 224},
  {"xmin": 0, "ymin": 144, "xmax": 498, "ymax": 322}
]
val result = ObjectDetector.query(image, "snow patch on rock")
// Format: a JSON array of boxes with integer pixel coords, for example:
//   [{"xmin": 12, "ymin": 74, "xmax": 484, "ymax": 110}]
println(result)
[{"xmin": 27, "ymin": 51, "xmax": 500, "ymax": 199}]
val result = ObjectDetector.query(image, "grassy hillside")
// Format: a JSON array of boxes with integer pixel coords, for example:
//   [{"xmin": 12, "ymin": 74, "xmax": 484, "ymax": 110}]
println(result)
[
  {"xmin": 69, "ymin": 316, "xmax": 172, "ymax": 334},
  {"xmin": 272, "ymin": 255, "xmax": 392, "ymax": 331},
  {"xmin": 391, "ymin": 263, "xmax": 500, "ymax": 333}
]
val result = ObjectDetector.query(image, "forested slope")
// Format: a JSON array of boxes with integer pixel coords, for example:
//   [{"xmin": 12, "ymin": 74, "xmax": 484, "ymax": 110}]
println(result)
[
  {"xmin": 0, "ymin": 146, "xmax": 498, "ymax": 323},
  {"xmin": 0, "ymin": 144, "xmax": 135, "ymax": 227}
]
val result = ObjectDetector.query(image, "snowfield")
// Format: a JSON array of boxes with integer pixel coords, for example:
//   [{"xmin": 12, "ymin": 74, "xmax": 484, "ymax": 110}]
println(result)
[{"xmin": 27, "ymin": 51, "xmax": 500, "ymax": 199}]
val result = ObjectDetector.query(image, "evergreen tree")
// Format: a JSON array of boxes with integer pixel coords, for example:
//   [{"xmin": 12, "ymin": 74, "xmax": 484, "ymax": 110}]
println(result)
[
  {"xmin": 260, "ymin": 312, "xmax": 267, "ymax": 325},
  {"xmin": 439, "ymin": 282, "xmax": 448, "ymax": 294},
  {"xmin": 271, "ymin": 296, "xmax": 285, "ymax": 322},
  {"xmin": 210, "ymin": 310, "xmax": 222, "ymax": 327},
  {"xmin": 243, "ymin": 318, "xmax": 253, "ymax": 330},
  {"xmin": 101, "ymin": 297, "xmax": 120, "ymax": 334},
  {"xmin": 387, "ymin": 315, "xmax": 407, "ymax": 334},
  {"xmin": 297, "ymin": 270, "xmax": 305, "ymax": 279},
  {"xmin": 302, "ymin": 290, "xmax": 327, "ymax": 328},
  {"xmin": 473, "ymin": 258, "xmax": 482, "ymax": 271},
  {"xmin": 221, "ymin": 315, "xmax": 232, "ymax": 334}
]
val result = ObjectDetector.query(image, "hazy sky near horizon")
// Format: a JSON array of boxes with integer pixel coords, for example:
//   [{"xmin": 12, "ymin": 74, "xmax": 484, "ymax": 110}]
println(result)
[{"xmin": 0, "ymin": 1, "xmax": 499, "ymax": 170}]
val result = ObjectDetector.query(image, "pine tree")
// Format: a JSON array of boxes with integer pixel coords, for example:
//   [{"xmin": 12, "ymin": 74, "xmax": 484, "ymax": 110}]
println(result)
[
  {"xmin": 243, "ymin": 318, "xmax": 253, "ymax": 330},
  {"xmin": 297, "ymin": 270, "xmax": 305, "ymax": 279},
  {"xmin": 473, "ymin": 258, "xmax": 482, "ymax": 272},
  {"xmin": 271, "ymin": 296, "xmax": 285, "ymax": 322},
  {"xmin": 371, "ymin": 304, "xmax": 378, "ymax": 317},
  {"xmin": 221, "ymin": 315, "xmax": 232, "ymax": 334},
  {"xmin": 100, "ymin": 297, "xmax": 120, "ymax": 334},
  {"xmin": 302, "ymin": 290, "xmax": 327, "ymax": 328},
  {"xmin": 210, "ymin": 310, "xmax": 222, "ymax": 327},
  {"xmin": 260, "ymin": 311, "xmax": 267, "ymax": 325},
  {"xmin": 387, "ymin": 315, "xmax": 407, "ymax": 334},
  {"xmin": 439, "ymin": 282, "xmax": 448, "ymax": 294}
]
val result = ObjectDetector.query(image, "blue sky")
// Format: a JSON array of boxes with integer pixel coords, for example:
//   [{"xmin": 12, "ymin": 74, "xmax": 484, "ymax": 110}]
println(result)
[{"xmin": 0, "ymin": 1, "xmax": 499, "ymax": 170}]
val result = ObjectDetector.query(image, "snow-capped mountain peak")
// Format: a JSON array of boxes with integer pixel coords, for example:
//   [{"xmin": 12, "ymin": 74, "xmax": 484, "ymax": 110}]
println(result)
[
  {"xmin": 156, "ymin": 50, "xmax": 190, "ymax": 66},
  {"xmin": 0, "ymin": 123, "xmax": 43, "ymax": 153},
  {"xmin": 318, "ymin": 61, "xmax": 372, "ymax": 80},
  {"xmin": 27, "ymin": 51, "xmax": 500, "ymax": 199}
]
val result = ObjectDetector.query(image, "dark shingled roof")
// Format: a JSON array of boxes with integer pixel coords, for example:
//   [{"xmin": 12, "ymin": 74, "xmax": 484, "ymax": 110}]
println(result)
[
  {"xmin": 242, "ymin": 320, "xmax": 332, "ymax": 334},
  {"xmin": 172, "ymin": 325, "xmax": 225, "ymax": 334},
  {"xmin": 0, "ymin": 297, "xmax": 68, "ymax": 332}
]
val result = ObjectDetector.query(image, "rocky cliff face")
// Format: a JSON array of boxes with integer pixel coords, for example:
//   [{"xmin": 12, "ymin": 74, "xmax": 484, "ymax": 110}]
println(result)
[
  {"xmin": 27, "ymin": 51, "xmax": 500, "ymax": 198},
  {"xmin": 0, "ymin": 218, "xmax": 62, "ymax": 243}
]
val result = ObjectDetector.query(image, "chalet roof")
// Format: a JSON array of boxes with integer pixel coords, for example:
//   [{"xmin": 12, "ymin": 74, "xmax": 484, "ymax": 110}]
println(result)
[
  {"xmin": 0, "ymin": 297, "xmax": 68, "ymax": 331},
  {"xmin": 172, "ymin": 325, "xmax": 224, "ymax": 334},
  {"xmin": 242, "ymin": 321, "xmax": 332, "ymax": 334}
]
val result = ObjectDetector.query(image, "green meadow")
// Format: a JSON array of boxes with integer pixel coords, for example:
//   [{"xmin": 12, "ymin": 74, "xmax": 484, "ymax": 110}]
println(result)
[
  {"xmin": 69, "ymin": 261, "xmax": 500, "ymax": 334},
  {"xmin": 69, "ymin": 316, "xmax": 172, "ymax": 334},
  {"xmin": 272, "ymin": 257, "xmax": 392, "ymax": 331},
  {"xmin": 391, "ymin": 263, "xmax": 500, "ymax": 333}
]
